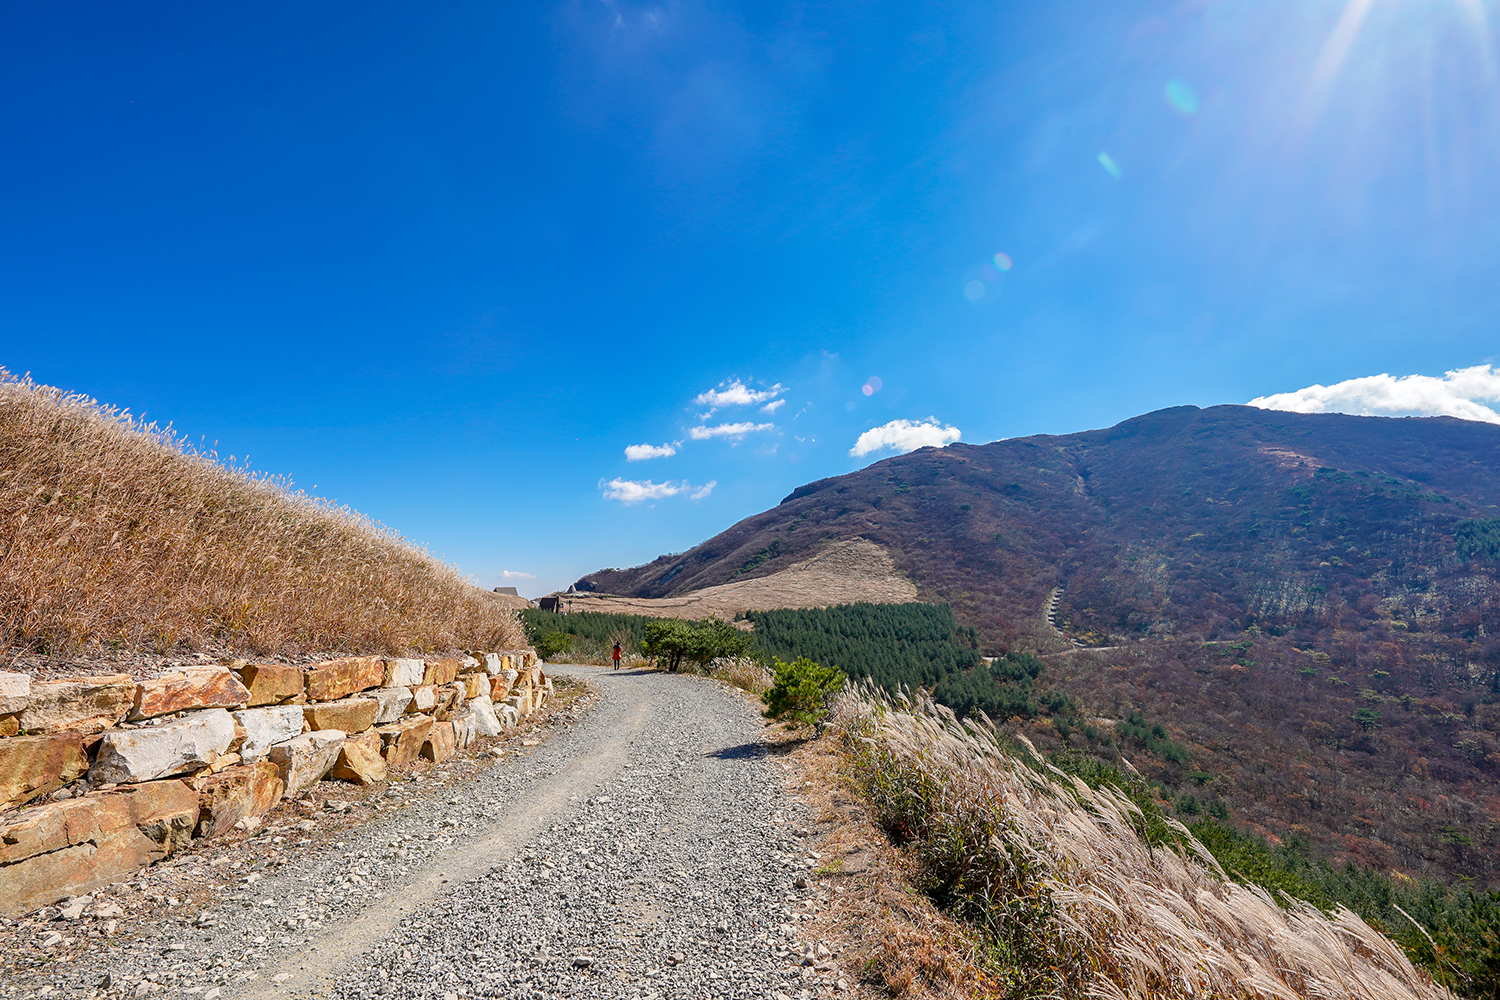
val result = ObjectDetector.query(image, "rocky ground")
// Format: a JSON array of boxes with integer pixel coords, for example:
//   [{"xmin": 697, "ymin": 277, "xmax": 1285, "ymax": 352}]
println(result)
[{"xmin": 0, "ymin": 666, "xmax": 856, "ymax": 1000}]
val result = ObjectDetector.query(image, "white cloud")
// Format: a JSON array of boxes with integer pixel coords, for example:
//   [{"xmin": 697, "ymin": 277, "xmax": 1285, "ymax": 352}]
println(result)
[
  {"xmin": 693, "ymin": 378, "xmax": 786, "ymax": 414},
  {"xmin": 496, "ymin": 570, "xmax": 537, "ymax": 580},
  {"xmin": 849, "ymin": 417, "xmax": 962, "ymax": 457},
  {"xmin": 689, "ymin": 421, "xmax": 775, "ymax": 440},
  {"xmin": 761, "ymin": 399, "xmax": 786, "ymax": 415},
  {"xmin": 624, "ymin": 442, "xmax": 677, "ymax": 461},
  {"xmin": 1247, "ymin": 365, "xmax": 1500, "ymax": 424},
  {"xmin": 600, "ymin": 478, "xmax": 714, "ymax": 504}
]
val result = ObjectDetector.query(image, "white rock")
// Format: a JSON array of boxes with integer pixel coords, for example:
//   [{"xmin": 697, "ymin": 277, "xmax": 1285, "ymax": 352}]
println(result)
[
  {"xmin": 409, "ymin": 686, "xmax": 437, "ymax": 712},
  {"xmin": 88, "ymin": 708, "xmax": 236, "ymax": 783},
  {"xmin": 497, "ymin": 703, "xmax": 520, "ymax": 729},
  {"xmin": 451, "ymin": 708, "xmax": 476, "ymax": 749},
  {"xmin": 368, "ymin": 687, "xmax": 414, "ymax": 725},
  {"xmin": 468, "ymin": 694, "xmax": 505, "ymax": 737},
  {"xmin": 383, "ymin": 658, "xmax": 425, "ymax": 687},
  {"xmin": 268, "ymin": 730, "xmax": 346, "ymax": 796},
  {"xmin": 232, "ymin": 706, "xmax": 305, "ymax": 762},
  {"xmin": 459, "ymin": 655, "xmax": 480, "ymax": 673},
  {"xmin": 480, "ymin": 653, "xmax": 503, "ymax": 676},
  {"xmin": 0, "ymin": 670, "xmax": 31, "ymax": 715}
]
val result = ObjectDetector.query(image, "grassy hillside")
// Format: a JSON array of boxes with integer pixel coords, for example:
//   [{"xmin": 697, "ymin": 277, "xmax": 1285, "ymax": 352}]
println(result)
[
  {"xmin": 580, "ymin": 405, "xmax": 1500, "ymax": 887},
  {"xmin": 0, "ymin": 370, "xmax": 523, "ymax": 657}
]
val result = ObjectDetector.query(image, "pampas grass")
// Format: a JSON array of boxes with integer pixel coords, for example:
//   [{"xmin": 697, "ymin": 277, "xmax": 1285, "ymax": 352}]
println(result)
[
  {"xmin": 833, "ymin": 682, "xmax": 1452, "ymax": 1000},
  {"xmin": 0, "ymin": 369, "xmax": 523, "ymax": 657}
]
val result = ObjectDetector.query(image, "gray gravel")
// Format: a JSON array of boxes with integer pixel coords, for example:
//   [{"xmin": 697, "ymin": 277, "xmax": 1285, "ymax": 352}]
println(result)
[{"xmin": 7, "ymin": 666, "xmax": 838, "ymax": 1000}]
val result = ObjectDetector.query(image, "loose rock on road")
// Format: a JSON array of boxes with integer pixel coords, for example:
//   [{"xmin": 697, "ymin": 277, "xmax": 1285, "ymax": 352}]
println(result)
[{"xmin": 22, "ymin": 665, "xmax": 837, "ymax": 1000}]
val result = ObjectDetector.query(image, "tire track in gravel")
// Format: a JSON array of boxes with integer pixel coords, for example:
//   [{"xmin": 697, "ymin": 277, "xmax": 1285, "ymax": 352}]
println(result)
[
  {"xmin": 223, "ymin": 665, "xmax": 823, "ymax": 1000},
  {"xmin": 238, "ymin": 676, "xmax": 651, "ymax": 1000}
]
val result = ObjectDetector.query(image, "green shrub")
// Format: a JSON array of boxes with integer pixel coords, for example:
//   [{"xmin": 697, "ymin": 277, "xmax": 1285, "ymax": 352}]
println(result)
[
  {"xmin": 535, "ymin": 631, "xmax": 572, "ymax": 661},
  {"xmin": 762, "ymin": 656, "xmax": 845, "ymax": 725}
]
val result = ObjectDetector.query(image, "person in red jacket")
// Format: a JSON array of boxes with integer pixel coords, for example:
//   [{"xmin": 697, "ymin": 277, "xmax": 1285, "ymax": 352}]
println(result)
[{"xmin": 612, "ymin": 642, "xmax": 623, "ymax": 670}]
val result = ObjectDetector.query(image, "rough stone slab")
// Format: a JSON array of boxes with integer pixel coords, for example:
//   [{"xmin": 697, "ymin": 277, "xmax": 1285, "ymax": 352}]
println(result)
[
  {"xmin": 17, "ymin": 675, "xmax": 134, "ymax": 735},
  {"xmin": 479, "ymin": 653, "xmax": 503, "ymax": 676},
  {"xmin": 303, "ymin": 656, "xmax": 384, "ymax": 701},
  {"xmin": 88, "ymin": 709, "xmax": 236, "ymax": 784},
  {"xmin": 328, "ymin": 730, "xmax": 385, "ymax": 786},
  {"xmin": 468, "ymin": 694, "xmax": 505, "ymax": 737},
  {"xmin": 0, "ymin": 715, "xmax": 17, "ymax": 738},
  {"xmin": 451, "ymin": 708, "xmax": 475, "ymax": 749},
  {"xmin": 491, "ymin": 669, "xmax": 519, "ymax": 700},
  {"xmin": 369, "ymin": 687, "xmax": 414, "ymax": 725},
  {"xmin": 434, "ymin": 683, "xmax": 464, "ymax": 721},
  {"xmin": 408, "ymin": 685, "xmax": 437, "ymax": 712},
  {"xmin": 268, "ymin": 730, "xmax": 345, "ymax": 797},
  {"xmin": 0, "ymin": 671, "xmax": 30, "ymax": 715},
  {"xmin": 383, "ymin": 658, "xmax": 425, "ymax": 688},
  {"xmin": 235, "ymin": 663, "xmax": 304, "ymax": 707},
  {"xmin": 192, "ymin": 761, "xmax": 284, "ymax": 838},
  {"xmin": 460, "ymin": 673, "xmax": 488, "ymax": 699},
  {"xmin": 0, "ymin": 733, "xmax": 88, "ymax": 810},
  {"xmin": 421, "ymin": 721, "xmax": 456, "ymax": 763},
  {"xmin": 459, "ymin": 655, "xmax": 481, "ymax": 673},
  {"xmin": 422, "ymin": 658, "xmax": 460, "ymax": 686},
  {"xmin": 496, "ymin": 702, "xmax": 520, "ymax": 729},
  {"xmin": 0, "ymin": 780, "xmax": 198, "ymax": 916},
  {"xmin": 131, "ymin": 666, "xmax": 250, "ymax": 721},
  {"xmin": 231, "ymin": 706, "xmax": 305, "ymax": 762},
  {"xmin": 377, "ymin": 715, "xmax": 434, "ymax": 766},
  {"xmin": 302, "ymin": 697, "xmax": 377, "ymax": 734}
]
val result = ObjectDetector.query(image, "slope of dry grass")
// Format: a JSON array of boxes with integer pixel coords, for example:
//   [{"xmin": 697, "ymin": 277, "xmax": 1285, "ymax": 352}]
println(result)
[
  {"xmin": 833, "ymin": 682, "xmax": 1453, "ymax": 1000},
  {"xmin": 0, "ymin": 370, "xmax": 522, "ymax": 658}
]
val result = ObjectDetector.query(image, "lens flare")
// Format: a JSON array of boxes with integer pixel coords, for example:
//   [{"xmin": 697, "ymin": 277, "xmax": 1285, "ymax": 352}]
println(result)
[
  {"xmin": 993, "ymin": 252, "xmax": 1012, "ymax": 271},
  {"xmin": 862, "ymin": 376, "xmax": 883, "ymax": 396},
  {"xmin": 964, "ymin": 279, "xmax": 985, "ymax": 301},
  {"xmin": 1165, "ymin": 79, "xmax": 1200, "ymax": 115},
  {"xmin": 1097, "ymin": 152, "xmax": 1122, "ymax": 178}
]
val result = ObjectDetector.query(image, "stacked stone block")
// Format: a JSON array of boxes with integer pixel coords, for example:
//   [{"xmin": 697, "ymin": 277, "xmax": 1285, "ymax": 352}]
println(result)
[{"xmin": 0, "ymin": 648, "xmax": 547, "ymax": 917}]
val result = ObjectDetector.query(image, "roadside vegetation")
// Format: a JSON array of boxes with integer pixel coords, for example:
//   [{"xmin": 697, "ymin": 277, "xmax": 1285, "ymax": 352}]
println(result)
[
  {"xmin": 0, "ymin": 370, "xmax": 522, "ymax": 657},
  {"xmin": 834, "ymin": 683, "xmax": 1459, "ymax": 1000}
]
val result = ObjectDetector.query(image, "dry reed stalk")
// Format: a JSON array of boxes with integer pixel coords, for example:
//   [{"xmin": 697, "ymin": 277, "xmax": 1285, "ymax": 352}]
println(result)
[
  {"xmin": 832, "ymin": 683, "xmax": 1453, "ymax": 1000},
  {"xmin": 0, "ymin": 369, "xmax": 523, "ymax": 657}
]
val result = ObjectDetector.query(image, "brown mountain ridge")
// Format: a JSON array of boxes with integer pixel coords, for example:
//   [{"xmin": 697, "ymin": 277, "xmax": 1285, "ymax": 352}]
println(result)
[{"xmin": 581, "ymin": 404, "xmax": 1500, "ymax": 884}]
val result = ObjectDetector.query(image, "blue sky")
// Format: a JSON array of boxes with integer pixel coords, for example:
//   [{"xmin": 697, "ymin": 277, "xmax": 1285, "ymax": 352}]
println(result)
[{"xmin": 4, "ymin": 0, "xmax": 1498, "ymax": 596}]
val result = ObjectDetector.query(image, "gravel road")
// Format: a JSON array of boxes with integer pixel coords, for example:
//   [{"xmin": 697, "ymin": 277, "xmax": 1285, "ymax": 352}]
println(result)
[{"xmin": 14, "ymin": 665, "xmax": 838, "ymax": 1000}]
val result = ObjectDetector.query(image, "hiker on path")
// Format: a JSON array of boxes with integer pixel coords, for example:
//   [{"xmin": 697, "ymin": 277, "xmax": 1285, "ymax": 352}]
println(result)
[{"xmin": 613, "ymin": 642, "xmax": 623, "ymax": 670}]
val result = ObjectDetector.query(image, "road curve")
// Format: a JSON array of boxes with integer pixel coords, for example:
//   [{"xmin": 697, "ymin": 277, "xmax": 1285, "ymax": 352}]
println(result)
[{"xmin": 205, "ymin": 664, "xmax": 817, "ymax": 1000}]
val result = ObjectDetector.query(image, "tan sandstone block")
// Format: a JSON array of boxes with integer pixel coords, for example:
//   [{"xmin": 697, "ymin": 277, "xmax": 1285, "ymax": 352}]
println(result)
[
  {"xmin": 132, "ymin": 666, "xmax": 250, "ymax": 720},
  {"xmin": 0, "ymin": 671, "xmax": 30, "ymax": 715},
  {"xmin": 460, "ymin": 673, "xmax": 488, "ymax": 699},
  {"xmin": 268, "ymin": 731, "xmax": 345, "ymax": 796},
  {"xmin": 17, "ymin": 675, "xmax": 134, "ymax": 735},
  {"xmin": 236, "ymin": 663, "xmax": 305, "ymax": 706},
  {"xmin": 328, "ymin": 730, "xmax": 386, "ymax": 786},
  {"xmin": 433, "ymin": 683, "xmax": 464, "ymax": 721},
  {"xmin": 377, "ymin": 715, "xmax": 434, "ymax": 766},
  {"xmin": 422, "ymin": 658, "xmax": 460, "ymax": 686},
  {"xmin": 192, "ymin": 761, "xmax": 284, "ymax": 838},
  {"xmin": 0, "ymin": 715, "xmax": 19, "ymax": 738},
  {"xmin": 408, "ymin": 685, "xmax": 437, "ymax": 712},
  {"xmin": 302, "ymin": 698, "xmax": 378, "ymax": 734},
  {"xmin": 303, "ymin": 656, "xmax": 384, "ymax": 702},
  {"xmin": 0, "ymin": 733, "xmax": 88, "ymax": 810},
  {"xmin": 421, "ymin": 721, "xmax": 456, "ymax": 763},
  {"xmin": 0, "ymin": 780, "xmax": 198, "ymax": 916}
]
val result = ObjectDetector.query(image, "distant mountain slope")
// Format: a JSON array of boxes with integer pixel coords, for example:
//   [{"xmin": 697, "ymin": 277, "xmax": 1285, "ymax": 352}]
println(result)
[
  {"xmin": 584, "ymin": 404, "xmax": 1500, "ymax": 654},
  {"xmin": 582, "ymin": 405, "xmax": 1500, "ymax": 883}
]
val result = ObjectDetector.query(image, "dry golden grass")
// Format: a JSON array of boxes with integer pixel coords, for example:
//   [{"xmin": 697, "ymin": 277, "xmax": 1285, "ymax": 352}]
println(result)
[
  {"xmin": 0, "ymin": 370, "xmax": 523, "ymax": 658},
  {"xmin": 833, "ymin": 683, "xmax": 1454, "ymax": 1000}
]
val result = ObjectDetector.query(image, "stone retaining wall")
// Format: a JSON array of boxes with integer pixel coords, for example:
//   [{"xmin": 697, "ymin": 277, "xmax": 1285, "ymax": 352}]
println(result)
[{"xmin": 0, "ymin": 650, "xmax": 546, "ymax": 916}]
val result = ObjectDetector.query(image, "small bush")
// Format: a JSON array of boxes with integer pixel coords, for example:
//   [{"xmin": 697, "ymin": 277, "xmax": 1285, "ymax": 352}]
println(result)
[
  {"xmin": 535, "ymin": 631, "xmax": 573, "ymax": 661},
  {"xmin": 762, "ymin": 656, "xmax": 845, "ymax": 726}
]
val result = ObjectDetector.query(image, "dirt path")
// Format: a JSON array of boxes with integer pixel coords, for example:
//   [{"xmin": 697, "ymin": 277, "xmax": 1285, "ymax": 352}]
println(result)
[{"xmin": 8, "ymin": 666, "xmax": 840, "ymax": 1000}]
